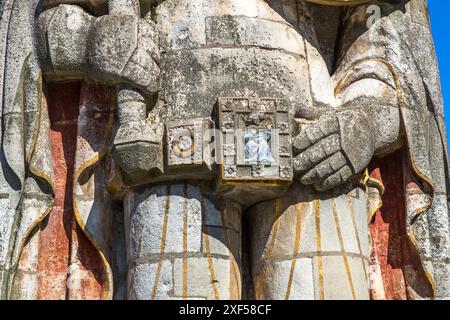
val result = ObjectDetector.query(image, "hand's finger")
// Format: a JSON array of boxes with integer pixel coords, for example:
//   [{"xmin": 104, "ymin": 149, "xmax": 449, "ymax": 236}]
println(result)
[
  {"xmin": 293, "ymin": 134, "xmax": 341, "ymax": 174},
  {"xmin": 300, "ymin": 152, "xmax": 347, "ymax": 185},
  {"xmin": 314, "ymin": 165, "xmax": 353, "ymax": 191},
  {"xmin": 293, "ymin": 116, "xmax": 339, "ymax": 154}
]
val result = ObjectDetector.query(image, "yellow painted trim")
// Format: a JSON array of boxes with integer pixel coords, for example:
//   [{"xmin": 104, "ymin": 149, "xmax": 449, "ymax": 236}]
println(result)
[
  {"xmin": 11, "ymin": 75, "xmax": 55, "ymax": 298},
  {"xmin": 347, "ymin": 194, "xmax": 368, "ymax": 283},
  {"xmin": 28, "ymin": 75, "xmax": 55, "ymax": 190},
  {"xmin": 332, "ymin": 199, "xmax": 357, "ymax": 300},
  {"xmin": 266, "ymin": 199, "xmax": 281, "ymax": 259},
  {"xmin": 10, "ymin": 206, "xmax": 53, "ymax": 298},
  {"xmin": 72, "ymin": 85, "xmax": 116, "ymax": 300},
  {"xmin": 314, "ymin": 198, "xmax": 324, "ymax": 300},
  {"xmin": 408, "ymin": 228, "xmax": 436, "ymax": 299},
  {"xmin": 151, "ymin": 185, "xmax": 171, "ymax": 300},
  {"xmin": 172, "ymin": 142, "xmax": 196, "ymax": 159},
  {"xmin": 285, "ymin": 203, "xmax": 304, "ymax": 300},
  {"xmin": 368, "ymin": 198, "xmax": 383, "ymax": 223},
  {"xmin": 72, "ymin": 153, "xmax": 113, "ymax": 300},
  {"xmin": 367, "ymin": 176, "xmax": 384, "ymax": 222},
  {"xmin": 368, "ymin": 176, "xmax": 386, "ymax": 196}
]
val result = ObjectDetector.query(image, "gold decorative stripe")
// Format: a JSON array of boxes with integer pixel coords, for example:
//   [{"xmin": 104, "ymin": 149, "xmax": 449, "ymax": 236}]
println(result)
[
  {"xmin": 367, "ymin": 176, "xmax": 386, "ymax": 196},
  {"xmin": 13, "ymin": 77, "xmax": 55, "ymax": 298},
  {"xmin": 408, "ymin": 229, "xmax": 436, "ymax": 297},
  {"xmin": 10, "ymin": 206, "xmax": 53, "ymax": 299},
  {"xmin": 151, "ymin": 185, "xmax": 171, "ymax": 300},
  {"xmin": 73, "ymin": 153, "xmax": 113, "ymax": 300},
  {"xmin": 73, "ymin": 189, "xmax": 112, "ymax": 300},
  {"xmin": 266, "ymin": 199, "xmax": 281, "ymax": 259},
  {"xmin": 201, "ymin": 194, "xmax": 220, "ymax": 300},
  {"xmin": 314, "ymin": 198, "xmax": 324, "ymax": 300},
  {"xmin": 220, "ymin": 207, "xmax": 241, "ymax": 299},
  {"xmin": 285, "ymin": 203, "xmax": 304, "ymax": 300},
  {"xmin": 182, "ymin": 183, "xmax": 189, "ymax": 300},
  {"xmin": 366, "ymin": 172, "xmax": 385, "ymax": 223},
  {"xmin": 368, "ymin": 196, "xmax": 383, "ymax": 223},
  {"xmin": 347, "ymin": 195, "xmax": 368, "ymax": 283},
  {"xmin": 331, "ymin": 199, "xmax": 356, "ymax": 300}
]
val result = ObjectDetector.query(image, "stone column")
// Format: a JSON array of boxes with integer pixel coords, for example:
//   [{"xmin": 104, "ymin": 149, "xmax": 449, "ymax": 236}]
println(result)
[
  {"xmin": 248, "ymin": 183, "xmax": 371, "ymax": 300},
  {"xmin": 125, "ymin": 183, "xmax": 242, "ymax": 300}
]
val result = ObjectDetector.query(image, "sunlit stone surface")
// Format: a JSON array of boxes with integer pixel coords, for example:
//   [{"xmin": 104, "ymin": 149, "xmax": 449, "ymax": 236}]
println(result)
[{"xmin": 0, "ymin": 0, "xmax": 448, "ymax": 300}]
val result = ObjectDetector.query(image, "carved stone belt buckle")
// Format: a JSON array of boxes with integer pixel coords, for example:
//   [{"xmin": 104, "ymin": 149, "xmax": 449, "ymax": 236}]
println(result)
[{"xmin": 217, "ymin": 95, "xmax": 293, "ymax": 186}]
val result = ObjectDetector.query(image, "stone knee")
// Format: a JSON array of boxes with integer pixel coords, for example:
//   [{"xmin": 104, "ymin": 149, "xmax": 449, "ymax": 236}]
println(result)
[
  {"xmin": 248, "ymin": 184, "xmax": 370, "ymax": 300},
  {"xmin": 124, "ymin": 183, "xmax": 242, "ymax": 300}
]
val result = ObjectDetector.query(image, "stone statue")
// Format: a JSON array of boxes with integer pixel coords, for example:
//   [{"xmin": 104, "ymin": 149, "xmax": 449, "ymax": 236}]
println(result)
[{"xmin": 0, "ymin": 0, "xmax": 448, "ymax": 300}]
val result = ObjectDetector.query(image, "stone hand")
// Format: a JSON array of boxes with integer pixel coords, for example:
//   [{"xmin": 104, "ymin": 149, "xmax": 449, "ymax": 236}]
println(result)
[
  {"xmin": 111, "ymin": 87, "xmax": 164, "ymax": 184},
  {"xmin": 293, "ymin": 109, "xmax": 375, "ymax": 191},
  {"xmin": 112, "ymin": 120, "xmax": 165, "ymax": 184},
  {"xmin": 36, "ymin": 4, "xmax": 160, "ymax": 96}
]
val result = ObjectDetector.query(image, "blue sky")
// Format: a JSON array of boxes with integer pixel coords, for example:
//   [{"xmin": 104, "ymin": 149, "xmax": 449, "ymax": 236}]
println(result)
[{"xmin": 429, "ymin": 0, "xmax": 449, "ymax": 138}]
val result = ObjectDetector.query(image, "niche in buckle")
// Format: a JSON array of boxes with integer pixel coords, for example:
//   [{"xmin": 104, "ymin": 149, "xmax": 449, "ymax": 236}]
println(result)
[{"xmin": 217, "ymin": 95, "xmax": 293, "ymax": 186}]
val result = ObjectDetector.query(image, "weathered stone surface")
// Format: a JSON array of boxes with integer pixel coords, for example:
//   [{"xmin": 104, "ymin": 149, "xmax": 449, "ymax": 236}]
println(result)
[
  {"xmin": 0, "ymin": 0, "xmax": 448, "ymax": 301},
  {"xmin": 42, "ymin": 1, "xmax": 109, "ymax": 15},
  {"xmin": 125, "ymin": 183, "xmax": 242, "ymax": 300},
  {"xmin": 172, "ymin": 257, "xmax": 232, "ymax": 300},
  {"xmin": 255, "ymin": 258, "xmax": 315, "ymax": 300},
  {"xmin": 128, "ymin": 261, "xmax": 174, "ymax": 300},
  {"xmin": 319, "ymin": 255, "xmax": 370, "ymax": 300},
  {"xmin": 37, "ymin": 5, "xmax": 94, "ymax": 78},
  {"xmin": 36, "ymin": 4, "xmax": 160, "ymax": 94},
  {"xmin": 248, "ymin": 183, "xmax": 370, "ymax": 299}
]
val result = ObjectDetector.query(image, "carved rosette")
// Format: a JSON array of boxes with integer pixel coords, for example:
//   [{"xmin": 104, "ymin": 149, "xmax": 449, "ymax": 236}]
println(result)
[{"xmin": 166, "ymin": 118, "xmax": 215, "ymax": 169}]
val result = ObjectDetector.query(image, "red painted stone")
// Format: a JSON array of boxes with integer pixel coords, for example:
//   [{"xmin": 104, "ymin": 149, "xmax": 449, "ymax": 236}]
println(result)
[
  {"xmin": 25, "ymin": 82, "xmax": 108, "ymax": 300},
  {"xmin": 36, "ymin": 82, "xmax": 81, "ymax": 300},
  {"xmin": 369, "ymin": 148, "xmax": 432, "ymax": 300}
]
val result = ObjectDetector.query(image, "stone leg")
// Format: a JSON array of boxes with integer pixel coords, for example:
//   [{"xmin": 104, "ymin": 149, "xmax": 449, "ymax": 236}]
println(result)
[
  {"xmin": 248, "ymin": 184, "xmax": 371, "ymax": 300},
  {"xmin": 125, "ymin": 183, "xmax": 242, "ymax": 300}
]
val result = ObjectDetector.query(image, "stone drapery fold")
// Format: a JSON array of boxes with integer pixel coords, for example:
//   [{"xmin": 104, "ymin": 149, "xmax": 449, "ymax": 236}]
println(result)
[
  {"xmin": 334, "ymin": 0, "xmax": 450, "ymax": 299},
  {"xmin": 0, "ymin": 0, "xmax": 114, "ymax": 299}
]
